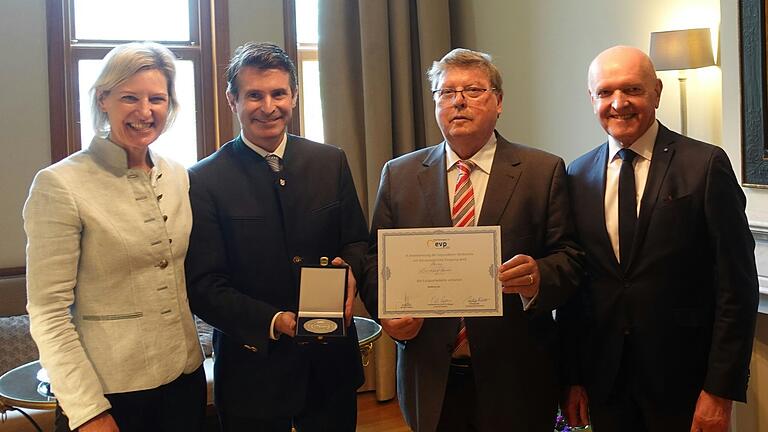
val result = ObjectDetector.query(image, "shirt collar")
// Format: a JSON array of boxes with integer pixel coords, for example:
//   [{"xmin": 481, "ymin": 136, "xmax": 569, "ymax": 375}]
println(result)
[
  {"xmin": 88, "ymin": 135, "xmax": 158, "ymax": 173},
  {"xmin": 607, "ymin": 120, "xmax": 658, "ymax": 164},
  {"xmin": 240, "ymin": 131, "xmax": 288, "ymax": 159},
  {"xmin": 445, "ymin": 133, "xmax": 497, "ymax": 174}
]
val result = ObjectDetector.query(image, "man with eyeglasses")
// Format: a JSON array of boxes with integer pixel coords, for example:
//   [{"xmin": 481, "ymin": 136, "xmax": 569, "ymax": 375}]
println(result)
[
  {"xmin": 560, "ymin": 45, "xmax": 758, "ymax": 432},
  {"xmin": 362, "ymin": 48, "xmax": 584, "ymax": 431}
]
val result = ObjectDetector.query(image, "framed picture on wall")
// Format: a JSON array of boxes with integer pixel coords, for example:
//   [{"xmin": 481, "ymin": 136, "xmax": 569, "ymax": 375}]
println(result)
[{"xmin": 740, "ymin": 0, "xmax": 768, "ymax": 187}]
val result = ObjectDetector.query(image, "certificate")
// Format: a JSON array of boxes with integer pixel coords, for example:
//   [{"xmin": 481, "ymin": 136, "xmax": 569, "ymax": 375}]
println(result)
[{"xmin": 378, "ymin": 226, "xmax": 503, "ymax": 318}]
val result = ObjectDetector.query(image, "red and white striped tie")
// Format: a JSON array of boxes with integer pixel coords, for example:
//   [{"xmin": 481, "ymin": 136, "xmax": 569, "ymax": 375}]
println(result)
[
  {"xmin": 452, "ymin": 160, "xmax": 475, "ymax": 357},
  {"xmin": 452, "ymin": 160, "xmax": 476, "ymax": 228}
]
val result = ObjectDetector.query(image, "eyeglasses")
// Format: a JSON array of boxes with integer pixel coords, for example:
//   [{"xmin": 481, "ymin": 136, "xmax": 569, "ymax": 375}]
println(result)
[{"xmin": 432, "ymin": 87, "xmax": 497, "ymax": 104}]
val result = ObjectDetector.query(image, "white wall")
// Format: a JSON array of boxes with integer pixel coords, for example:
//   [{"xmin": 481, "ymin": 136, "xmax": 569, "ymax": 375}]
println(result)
[
  {"xmin": 452, "ymin": 0, "xmax": 766, "ymax": 429},
  {"xmin": 0, "ymin": 0, "xmax": 50, "ymax": 268},
  {"xmin": 228, "ymin": 0, "xmax": 284, "ymax": 59},
  {"xmin": 722, "ymin": 0, "xmax": 768, "ymax": 429},
  {"xmin": 451, "ymin": 0, "xmax": 721, "ymax": 163}
]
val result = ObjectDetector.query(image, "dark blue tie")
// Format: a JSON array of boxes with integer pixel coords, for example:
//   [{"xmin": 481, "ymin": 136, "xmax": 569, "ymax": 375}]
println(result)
[{"xmin": 618, "ymin": 148, "xmax": 637, "ymax": 270}]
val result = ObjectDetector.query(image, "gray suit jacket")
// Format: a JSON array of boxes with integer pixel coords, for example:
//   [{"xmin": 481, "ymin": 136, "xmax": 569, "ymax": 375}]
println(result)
[{"xmin": 363, "ymin": 132, "xmax": 584, "ymax": 431}]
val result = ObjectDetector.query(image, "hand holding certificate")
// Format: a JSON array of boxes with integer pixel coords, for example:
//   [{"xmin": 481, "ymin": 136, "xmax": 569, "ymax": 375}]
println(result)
[{"xmin": 378, "ymin": 226, "xmax": 503, "ymax": 318}]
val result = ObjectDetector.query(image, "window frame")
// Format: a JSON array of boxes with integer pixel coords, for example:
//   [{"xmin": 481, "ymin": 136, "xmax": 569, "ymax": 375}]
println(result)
[
  {"xmin": 45, "ymin": 0, "xmax": 232, "ymax": 163},
  {"xmin": 283, "ymin": 0, "xmax": 301, "ymax": 136}
]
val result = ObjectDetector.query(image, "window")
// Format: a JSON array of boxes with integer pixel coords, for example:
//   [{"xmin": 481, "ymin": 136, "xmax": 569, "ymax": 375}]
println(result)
[
  {"xmin": 295, "ymin": 0, "xmax": 324, "ymax": 143},
  {"xmin": 46, "ymin": 0, "xmax": 231, "ymax": 166},
  {"xmin": 284, "ymin": 0, "xmax": 324, "ymax": 143}
]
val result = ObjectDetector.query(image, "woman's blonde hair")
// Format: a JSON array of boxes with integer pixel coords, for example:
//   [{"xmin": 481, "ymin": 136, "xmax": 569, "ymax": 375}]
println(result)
[{"xmin": 90, "ymin": 42, "xmax": 178, "ymax": 136}]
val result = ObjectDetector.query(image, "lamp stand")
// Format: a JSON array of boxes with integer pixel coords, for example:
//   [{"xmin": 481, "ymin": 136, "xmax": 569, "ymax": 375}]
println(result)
[{"xmin": 678, "ymin": 71, "xmax": 688, "ymax": 136}]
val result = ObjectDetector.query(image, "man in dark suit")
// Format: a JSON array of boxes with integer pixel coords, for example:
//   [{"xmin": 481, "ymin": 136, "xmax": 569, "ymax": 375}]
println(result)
[
  {"xmin": 362, "ymin": 48, "xmax": 584, "ymax": 431},
  {"xmin": 185, "ymin": 42, "xmax": 368, "ymax": 432},
  {"xmin": 561, "ymin": 45, "xmax": 759, "ymax": 432}
]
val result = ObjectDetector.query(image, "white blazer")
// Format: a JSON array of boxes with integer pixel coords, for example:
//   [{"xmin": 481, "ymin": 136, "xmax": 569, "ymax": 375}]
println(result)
[{"xmin": 24, "ymin": 136, "xmax": 203, "ymax": 429}]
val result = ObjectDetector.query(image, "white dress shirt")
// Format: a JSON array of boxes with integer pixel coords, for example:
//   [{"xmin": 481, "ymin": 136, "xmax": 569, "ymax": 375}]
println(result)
[
  {"xmin": 241, "ymin": 131, "xmax": 288, "ymax": 159},
  {"xmin": 444, "ymin": 134, "xmax": 534, "ymax": 308},
  {"xmin": 445, "ymin": 134, "xmax": 497, "ymax": 220},
  {"xmin": 604, "ymin": 121, "xmax": 659, "ymax": 262}
]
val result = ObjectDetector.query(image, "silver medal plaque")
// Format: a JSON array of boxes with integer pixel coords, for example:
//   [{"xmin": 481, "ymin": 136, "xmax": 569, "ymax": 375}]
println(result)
[{"xmin": 303, "ymin": 318, "xmax": 338, "ymax": 334}]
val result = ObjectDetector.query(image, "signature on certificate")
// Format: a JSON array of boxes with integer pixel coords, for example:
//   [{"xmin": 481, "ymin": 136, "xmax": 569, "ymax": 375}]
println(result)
[
  {"xmin": 465, "ymin": 296, "xmax": 489, "ymax": 306},
  {"xmin": 429, "ymin": 295, "xmax": 454, "ymax": 306},
  {"xmin": 401, "ymin": 293, "xmax": 413, "ymax": 309}
]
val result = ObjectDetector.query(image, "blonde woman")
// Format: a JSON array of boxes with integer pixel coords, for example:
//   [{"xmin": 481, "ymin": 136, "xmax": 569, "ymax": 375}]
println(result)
[{"xmin": 24, "ymin": 42, "xmax": 204, "ymax": 432}]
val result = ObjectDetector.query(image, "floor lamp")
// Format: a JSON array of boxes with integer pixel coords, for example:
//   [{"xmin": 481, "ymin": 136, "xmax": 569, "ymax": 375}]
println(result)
[{"xmin": 649, "ymin": 28, "xmax": 716, "ymax": 135}]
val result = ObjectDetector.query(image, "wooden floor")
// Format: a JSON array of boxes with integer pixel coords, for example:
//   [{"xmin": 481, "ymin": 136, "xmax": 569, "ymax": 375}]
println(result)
[
  {"xmin": 357, "ymin": 391, "xmax": 411, "ymax": 432},
  {"xmin": 204, "ymin": 391, "xmax": 410, "ymax": 431}
]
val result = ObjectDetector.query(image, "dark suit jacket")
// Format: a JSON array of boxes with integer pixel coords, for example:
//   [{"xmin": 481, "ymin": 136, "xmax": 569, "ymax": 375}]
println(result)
[
  {"xmin": 185, "ymin": 135, "xmax": 369, "ymax": 417},
  {"xmin": 363, "ymin": 132, "xmax": 584, "ymax": 431},
  {"xmin": 562, "ymin": 123, "xmax": 758, "ymax": 406}
]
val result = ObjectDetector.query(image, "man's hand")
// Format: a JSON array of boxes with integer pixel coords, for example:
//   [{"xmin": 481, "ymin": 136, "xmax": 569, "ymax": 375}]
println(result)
[
  {"xmin": 381, "ymin": 317, "xmax": 424, "ymax": 341},
  {"xmin": 561, "ymin": 385, "xmax": 590, "ymax": 427},
  {"xmin": 690, "ymin": 390, "xmax": 732, "ymax": 432},
  {"xmin": 275, "ymin": 311, "xmax": 297, "ymax": 337},
  {"xmin": 332, "ymin": 257, "xmax": 356, "ymax": 327},
  {"xmin": 78, "ymin": 412, "xmax": 119, "ymax": 432},
  {"xmin": 498, "ymin": 254, "xmax": 540, "ymax": 298}
]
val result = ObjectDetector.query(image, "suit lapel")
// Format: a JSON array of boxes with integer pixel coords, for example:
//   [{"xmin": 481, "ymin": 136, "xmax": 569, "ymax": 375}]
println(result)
[
  {"xmin": 281, "ymin": 134, "xmax": 300, "ymax": 173},
  {"xmin": 232, "ymin": 136, "xmax": 270, "ymax": 179},
  {"xmin": 478, "ymin": 136, "xmax": 521, "ymax": 226},
  {"xmin": 627, "ymin": 124, "xmax": 676, "ymax": 270},
  {"xmin": 232, "ymin": 135, "xmax": 271, "ymax": 173},
  {"xmin": 417, "ymin": 143, "xmax": 452, "ymax": 227}
]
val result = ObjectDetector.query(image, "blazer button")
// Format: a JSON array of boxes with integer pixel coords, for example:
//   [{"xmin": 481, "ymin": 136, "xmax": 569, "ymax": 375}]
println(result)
[
  {"xmin": 163, "ymin": 215, "xmax": 168, "ymax": 221},
  {"xmin": 157, "ymin": 259, "xmax": 169, "ymax": 269},
  {"xmin": 157, "ymin": 194, "xmax": 163, "ymax": 201},
  {"xmin": 243, "ymin": 344, "xmax": 258, "ymax": 352},
  {"xmin": 292, "ymin": 256, "xmax": 303, "ymax": 264}
]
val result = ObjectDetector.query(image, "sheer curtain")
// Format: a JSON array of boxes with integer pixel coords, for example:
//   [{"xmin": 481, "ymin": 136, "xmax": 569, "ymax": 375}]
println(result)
[{"xmin": 318, "ymin": 0, "xmax": 451, "ymax": 218}]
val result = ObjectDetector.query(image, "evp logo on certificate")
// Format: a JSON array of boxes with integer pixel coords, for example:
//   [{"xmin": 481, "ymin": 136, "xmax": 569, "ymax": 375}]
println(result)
[{"xmin": 378, "ymin": 226, "xmax": 503, "ymax": 318}]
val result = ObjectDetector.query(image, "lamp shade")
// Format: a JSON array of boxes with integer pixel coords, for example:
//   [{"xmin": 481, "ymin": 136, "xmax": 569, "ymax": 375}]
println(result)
[{"xmin": 649, "ymin": 28, "xmax": 715, "ymax": 71}]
